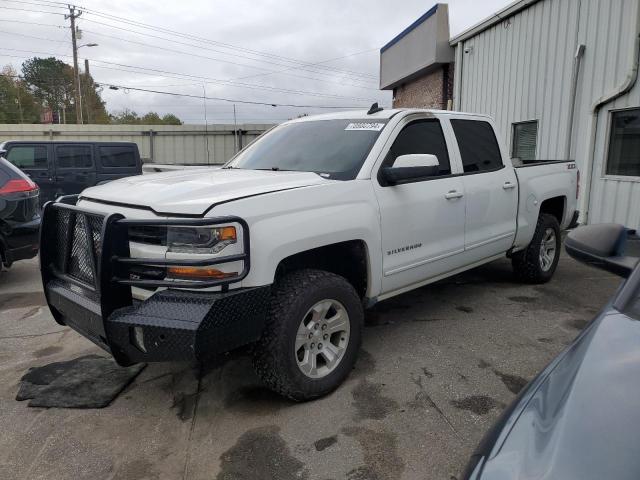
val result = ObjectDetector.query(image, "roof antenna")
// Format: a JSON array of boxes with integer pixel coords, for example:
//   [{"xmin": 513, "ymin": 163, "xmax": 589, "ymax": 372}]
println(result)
[{"xmin": 367, "ymin": 102, "xmax": 384, "ymax": 115}]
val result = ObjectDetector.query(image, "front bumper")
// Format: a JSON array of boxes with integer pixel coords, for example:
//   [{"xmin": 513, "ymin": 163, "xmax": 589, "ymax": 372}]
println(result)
[{"xmin": 40, "ymin": 196, "xmax": 268, "ymax": 365}]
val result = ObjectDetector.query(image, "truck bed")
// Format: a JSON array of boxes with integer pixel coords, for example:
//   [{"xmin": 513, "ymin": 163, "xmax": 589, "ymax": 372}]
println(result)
[{"xmin": 512, "ymin": 159, "xmax": 579, "ymax": 250}]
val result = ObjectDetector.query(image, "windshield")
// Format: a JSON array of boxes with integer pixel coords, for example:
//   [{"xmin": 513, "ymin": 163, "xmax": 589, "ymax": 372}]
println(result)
[{"xmin": 226, "ymin": 119, "xmax": 388, "ymax": 180}]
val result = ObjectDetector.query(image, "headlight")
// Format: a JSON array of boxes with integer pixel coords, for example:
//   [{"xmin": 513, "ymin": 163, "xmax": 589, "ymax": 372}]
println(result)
[{"xmin": 167, "ymin": 225, "xmax": 237, "ymax": 254}]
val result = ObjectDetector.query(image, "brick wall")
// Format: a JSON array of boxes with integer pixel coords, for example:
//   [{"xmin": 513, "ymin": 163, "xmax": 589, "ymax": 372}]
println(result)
[{"xmin": 392, "ymin": 63, "xmax": 454, "ymax": 110}]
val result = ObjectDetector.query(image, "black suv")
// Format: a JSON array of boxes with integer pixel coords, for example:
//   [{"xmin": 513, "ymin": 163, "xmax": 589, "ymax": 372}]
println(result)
[
  {"xmin": 0, "ymin": 141, "xmax": 142, "ymax": 204},
  {"xmin": 0, "ymin": 156, "xmax": 40, "ymax": 269}
]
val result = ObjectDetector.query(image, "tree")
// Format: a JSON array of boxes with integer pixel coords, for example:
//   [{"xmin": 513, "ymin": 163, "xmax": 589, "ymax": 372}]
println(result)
[
  {"xmin": 140, "ymin": 112, "xmax": 163, "ymax": 124},
  {"xmin": 110, "ymin": 109, "xmax": 183, "ymax": 125},
  {"xmin": 21, "ymin": 57, "xmax": 75, "ymax": 122},
  {"xmin": 0, "ymin": 65, "xmax": 40, "ymax": 123},
  {"xmin": 109, "ymin": 108, "xmax": 141, "ymax": 124},
  {"xmin": 161, "ymin": 113, "xmax": 182, "ymax": 125},
  {"xmin": 80, "ymin": 72, "xmax": 109, "ymax": 124}
]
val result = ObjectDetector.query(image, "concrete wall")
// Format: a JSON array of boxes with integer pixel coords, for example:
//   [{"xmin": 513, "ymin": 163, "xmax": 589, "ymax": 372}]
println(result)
[
  {"xmin": 452, "ymin": 0, "xmax": 640, "ymax": 229},
  {"xmin": 0, "ymin": 123, "xmax": 274, "ymax": 165}
]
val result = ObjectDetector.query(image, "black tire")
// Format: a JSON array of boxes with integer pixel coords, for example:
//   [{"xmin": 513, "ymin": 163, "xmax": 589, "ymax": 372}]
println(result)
[
  {"xmin": 512, "ymin": 213, "xmax": 561, "ymax": 284},
  {"xmin": 252, "ymin": 269, "xmax": 363, "ymax": 401}
]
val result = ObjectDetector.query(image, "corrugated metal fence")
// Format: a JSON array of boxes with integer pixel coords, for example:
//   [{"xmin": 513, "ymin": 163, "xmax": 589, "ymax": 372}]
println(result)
[{"xmin": 0, "ymin": 123, "xmax": 274, "ymax": 165}]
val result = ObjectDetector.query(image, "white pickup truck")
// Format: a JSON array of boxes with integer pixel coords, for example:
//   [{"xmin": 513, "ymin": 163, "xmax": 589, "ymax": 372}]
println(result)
[{"xmin": 40, "ymin": 108, "xmax": 579, "ymax": 400}]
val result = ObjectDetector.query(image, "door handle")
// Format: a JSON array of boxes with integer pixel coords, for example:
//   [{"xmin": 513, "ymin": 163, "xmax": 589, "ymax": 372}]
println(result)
[
  {"xmin": 503, "ymin": 182, "xmax": 516, "ymax": 190},
  {"xmin": 445, "ymin": 190, "xmax": 464, "ymax": 200}
]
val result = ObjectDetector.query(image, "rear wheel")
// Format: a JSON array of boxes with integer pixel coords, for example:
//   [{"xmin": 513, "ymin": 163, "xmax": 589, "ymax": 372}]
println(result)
[
  {"xmin": 512, "ymin": 213, "xmax": 561, "ymax": 284},
  {"xmin": 252, "ymin": 269, "xmax": 363, "ymax": 401}
]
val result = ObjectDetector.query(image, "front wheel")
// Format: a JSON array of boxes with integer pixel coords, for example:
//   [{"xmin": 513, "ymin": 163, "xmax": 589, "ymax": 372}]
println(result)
[
  {"xmin": 252, "ymin": 269, "xmax": 363, "ymax": 401},
  {"xmin": 512, "ymin": 213, "xmax": 561, "ymax": 284}
]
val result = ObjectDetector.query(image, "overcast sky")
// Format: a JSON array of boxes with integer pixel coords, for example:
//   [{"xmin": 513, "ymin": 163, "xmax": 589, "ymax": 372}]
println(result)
[{"xmin": 0, "ymin": 0, "xmax": 512, "ymax": 124}]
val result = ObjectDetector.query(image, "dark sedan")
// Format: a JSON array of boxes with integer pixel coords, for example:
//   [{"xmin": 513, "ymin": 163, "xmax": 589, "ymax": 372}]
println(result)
[
  {"xmin": 0, "ymin": 155, "xmax": 40, "ymax": 270},
  {"xmin": 464, "ymin": 223, "xmax": 640, "ymax": 480}
]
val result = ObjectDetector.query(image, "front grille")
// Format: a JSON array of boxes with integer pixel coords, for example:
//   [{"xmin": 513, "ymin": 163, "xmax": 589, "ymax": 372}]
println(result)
[{"xmin": 53, "ymin": 209, "xmax": 104, "ymax": 287}]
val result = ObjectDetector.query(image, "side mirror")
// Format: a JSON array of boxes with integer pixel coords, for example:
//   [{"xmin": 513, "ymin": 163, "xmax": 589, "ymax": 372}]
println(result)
[
  {"xmin": 0, "ymin": 149, "xmax": 6, "ymax": 158},
  {"xmin": 381, "ymin": 154, "xmax": 440, "ymax": 185},
  {"xmin": 565, "ymin": 223, "xmax": 639, "ymax": 278}
]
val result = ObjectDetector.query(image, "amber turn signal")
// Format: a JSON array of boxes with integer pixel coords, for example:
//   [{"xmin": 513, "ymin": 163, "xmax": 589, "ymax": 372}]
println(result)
[
  {"xmin": 218, "ymin": 226, "xmax": 237, "ymax": 241},
  {"xmin": 167, "ymin": 266, "xmax": 237, "ymax": 279}
]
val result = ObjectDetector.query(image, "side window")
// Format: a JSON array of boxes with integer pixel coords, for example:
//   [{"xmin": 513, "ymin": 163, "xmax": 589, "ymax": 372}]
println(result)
[
  {"xmin": 451, "ymin": 120, "xmax": 503, "ymax": 173},
  {"xmin": 6, "ymin": 146, "xmax": 48, "ymax": 169},
  {"xmin": 382, "ymin": 119, "xmax": 451, "ymax": 176},
  {"xmin": 99, "ymin": 146, "xmax": 136, "ymax": 168},
  {"xmin": 606, "ymin": 109, "xmax": 640, "ymax": 177},
  {"xmin": 56, "ymin": 145, "xmax": 93, "ymax": 169}
]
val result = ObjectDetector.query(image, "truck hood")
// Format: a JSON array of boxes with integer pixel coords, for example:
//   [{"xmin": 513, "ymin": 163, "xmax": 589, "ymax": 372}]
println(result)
[{"xmin": 80, "ymin": 168, "xmax": 328, "ymax": 215}]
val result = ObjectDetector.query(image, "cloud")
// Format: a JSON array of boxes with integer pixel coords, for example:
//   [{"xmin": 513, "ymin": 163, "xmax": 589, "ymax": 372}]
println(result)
[{"xmin": 0, "ymin": 0, "xmax": 511, "ymax": 124}]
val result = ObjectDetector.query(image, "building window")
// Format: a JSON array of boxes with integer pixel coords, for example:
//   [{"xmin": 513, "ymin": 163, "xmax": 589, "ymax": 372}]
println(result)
[
  {"xmin": 512, "ymin": 121, "xmax": 538, "ymax": 161},
  {"xmin": 607, "ymin": 109, "xmax": 640, "ymax": 177}
]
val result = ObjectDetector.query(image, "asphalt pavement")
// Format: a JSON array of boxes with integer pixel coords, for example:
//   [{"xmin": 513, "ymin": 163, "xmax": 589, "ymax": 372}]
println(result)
[{"xmin": 0, "ymin": 252, "xmax": 622, "ymax": 480}]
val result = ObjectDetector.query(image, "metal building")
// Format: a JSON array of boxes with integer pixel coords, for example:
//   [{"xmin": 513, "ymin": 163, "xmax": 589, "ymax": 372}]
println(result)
[{"xmin": 381, "ymin": 0, "xmax": 640, "ymax": 229}]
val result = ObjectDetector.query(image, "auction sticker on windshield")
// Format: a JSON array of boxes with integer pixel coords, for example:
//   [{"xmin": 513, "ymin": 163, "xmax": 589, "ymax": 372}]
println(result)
[{"xmin": 345, "ymin": 122, "xmax": 385, "ymax": 131}]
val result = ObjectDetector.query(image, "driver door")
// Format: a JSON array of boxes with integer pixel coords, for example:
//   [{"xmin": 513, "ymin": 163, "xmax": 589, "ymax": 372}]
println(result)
[{"xmin": 373, "ymin": 118, "xmax": 466, "ymax": 297}]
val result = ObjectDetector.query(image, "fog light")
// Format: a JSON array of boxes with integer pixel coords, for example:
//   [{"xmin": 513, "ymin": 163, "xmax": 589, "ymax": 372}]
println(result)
[{"xmin": 132, "ymin": 326, "xmax": 146, "ymax": 353}]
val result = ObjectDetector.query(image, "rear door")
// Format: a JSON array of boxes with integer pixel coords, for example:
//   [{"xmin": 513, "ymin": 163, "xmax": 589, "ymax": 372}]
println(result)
[
  {"xmin": 4, "ymin": 142, "xmax": 55, "ymax": 203},
  {"xmin": 374, "ymin": 116, "xmax": 466, "ymax": 296},
  {"xmin": 96, "ymin": 144, "xmax": 141, "ymax": 184},
  {"xmin": 449, "ymin": 118, "xmax": 518, "ymax": 258},
  {"xmin": 53, "ymin": 144, "xmax": 96, "ymax": 196}
]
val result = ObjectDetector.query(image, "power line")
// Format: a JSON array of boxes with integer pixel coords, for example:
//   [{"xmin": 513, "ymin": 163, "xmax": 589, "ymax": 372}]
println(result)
[
  {"xmin": 0, "ymin": 5, "xmax": 64, "ymax": 15},
  {"xmin": 2, "ymin": 67, "xmax": 376, "ymax": 110},
  {"xmin": 0, "ymin": 0, "xmax": 379, "ymax": 81},
  {"xmin": 0, "ymin": 18, "xmax": 68, "ymax": 28},
  {"xmin": 0, "ymin": 0, "xmax": 66, "ymax": 10},
  {"xmin": 77, "ymin": 17, "xmax": 378, "ymax": 86},
  {"xmin": 85, "ymin": 60, "xmax": 376, "ymax": 101},
  {"xmin": 232, "ymin": 48, "xmax": 379, "ymax": 83},
  {"xmin": 79, "ymin": 28, "xmax": 379, "ymax": 90},
  {"xmin": 0, "ymin": 46, "xmax": 378, "ymax": 101},
  {"xmin": 0, "ymin": 30, "xmax": 67, "ymax": 43},
  {"xmin": 78, "ymin": 8, "xmax": 378, "ymax": 80},
  {"xmin": 0, "ymin": 1, "xmax": 381, "ymax": 93},
  {"xmin": 95, "ymin": 82, "xmax": 368, "ymax": 109}
]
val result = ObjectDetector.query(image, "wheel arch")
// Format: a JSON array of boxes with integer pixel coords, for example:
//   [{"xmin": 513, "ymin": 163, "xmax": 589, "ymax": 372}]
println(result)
[
  {"xmin": 539, "ymin": 196, "xmax": 566, "ymax": 226},
  {"xmin": 275, "ymin": 240, "xmax": 371, "ymax": 301}
]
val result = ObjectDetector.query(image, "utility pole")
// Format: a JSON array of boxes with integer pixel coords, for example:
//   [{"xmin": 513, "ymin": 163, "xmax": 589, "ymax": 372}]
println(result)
[
  {"xmin": 233, "ymin": 104, "xmax": 238, "ymax": 153},
  {"xmin": 84, "ymin": 59, "xmax": 91, "ymax": 123},
  {"xmin": 202, "ymin": 84, "xmax": 210, "ymax": 164},
  {"xmin": 66, "ymin": 5, "xmax": 83, "ymax": 124}
]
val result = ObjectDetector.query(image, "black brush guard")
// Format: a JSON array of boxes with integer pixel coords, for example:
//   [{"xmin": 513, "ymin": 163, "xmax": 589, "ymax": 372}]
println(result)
[{"xmin": 40, "ymin": 196, "xmax": 269, "ymax": 366}]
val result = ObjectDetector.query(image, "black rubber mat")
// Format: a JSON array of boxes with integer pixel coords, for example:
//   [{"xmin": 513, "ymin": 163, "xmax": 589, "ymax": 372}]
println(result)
[{"xmin": 16, "ymin": 354, "xmax": 145, "ymax": 408}]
